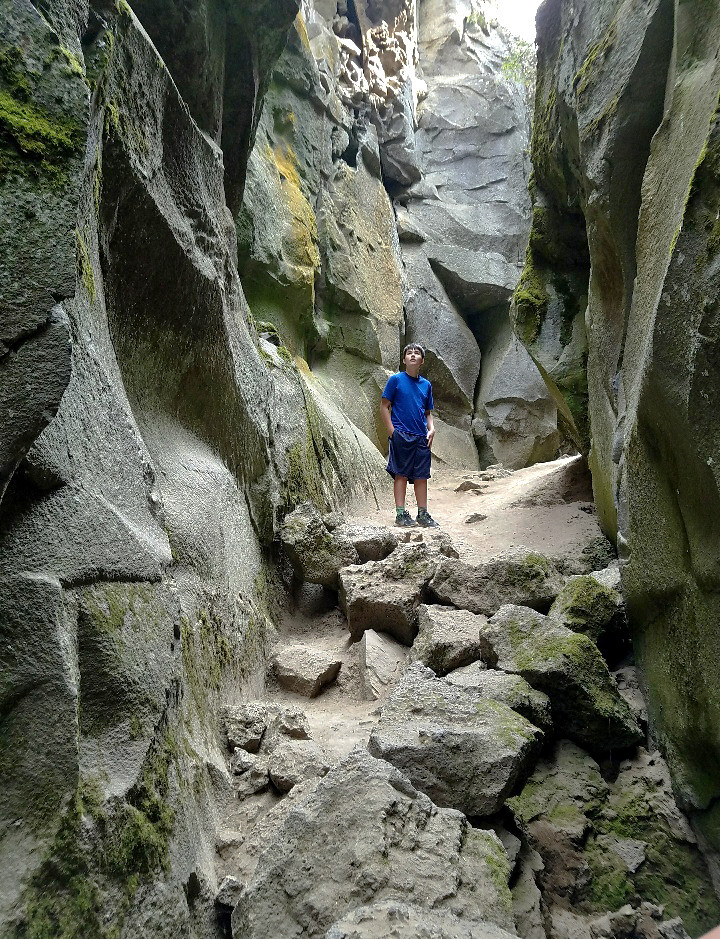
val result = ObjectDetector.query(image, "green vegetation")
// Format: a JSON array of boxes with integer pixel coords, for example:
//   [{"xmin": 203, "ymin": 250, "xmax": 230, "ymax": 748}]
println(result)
[
  {"xmin": 0, "ymin": 45, "xmax": 32, "ymax": 97},
  {"xmin": 15, "ymin": 729, "xmax": 177, "ymax": 939},
  {"xmin": 501, "ymin": 38, "xmax": 536, "ymax": 95},
  {"xmin": 572, "ymin": 15, "xmax": 618, "ymax": 100},
  {"xmin": 75, "ymin": 229, "xmax": 96, "ymax": 301},
  {"xmin": 512, "ymin": 247, "xmax": 549, "ymax": 346},
  {"xmin": 0, "ymin": 88, "xmax": 80, "ymax": 182}
]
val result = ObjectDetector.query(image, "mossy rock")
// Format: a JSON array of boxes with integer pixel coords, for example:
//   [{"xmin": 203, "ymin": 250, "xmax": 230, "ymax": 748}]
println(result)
[
  {"xmin": 482, "ymin": 605, "xmax": 641, "ymax": 752},
  {"xmin": 548, "ymin": 574, "xmax": 624, "ymax": 647}
]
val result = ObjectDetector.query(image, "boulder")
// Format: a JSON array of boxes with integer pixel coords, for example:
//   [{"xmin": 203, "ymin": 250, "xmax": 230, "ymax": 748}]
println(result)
[
  {"xmin": 339, "ymin": 543, "xmax": 439, "ymax": 644},
  {"xmin": 231, "ymin": 747, "xmax": 516, "ymax": 938},
  {"xmin": 445, "ymin": 667, "xmax": 553, "ymax": 737},
  {"xmin": 359, "ymin": 629, "xmax": 406, "ymax": 701},
  {"xmin": 333, "ymin": 523, "xmax": 398, "ymax": 562},
  {"xmin": 223, "ymin": 702, "xmax": 311, "ymax": 753},
  {"xmin": 429, "ymin": 548, "xmax": 564, "ymax": 616},
  {"xmin": 474, "ymin": 317, "xmax": 559, "ymax": 470},
  {"xmin": 508, "ymin": 743, "xmax": 718, "ymax": 936},
  {"xmin": 481, "ymin": 606, "xmax": 642, "ymax": 752},
  {"xmin": 325, "ymin": 901, "xmax": 521, "ymax": 939},
  {"xmin": 281, "ymin": 503, "xmax": 359, "ymax": 588},
  {"xmin": 410, "ymin": 604, "xmax": 487, "ymax": 676},
  {"xmin": 272, "ymin": 646, "xmax": 342, "ymax": 698},
  {"xmin": 368, "ymin": 664, "xmax": 542, "ymax": 816},
  {"xmin": 548, "ymin": 572, "xmax": 625, "ymax": 649},
  {"xmin": 612, "ymin": 666, "xmax": 648, "ymax": 729},
  {"xmin": 267, "ymin": 738, "xmax": 330, "ymax": 793}
]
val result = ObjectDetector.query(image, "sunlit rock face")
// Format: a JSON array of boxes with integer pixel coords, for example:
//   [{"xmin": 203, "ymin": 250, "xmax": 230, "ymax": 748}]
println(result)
[
  {"xmin": 517, "ymin": 0, "xmax": 720, "ymax": 838},
  {"xmin": 238, "ymin": 0, "xmax": 557, "ymax": 470}
]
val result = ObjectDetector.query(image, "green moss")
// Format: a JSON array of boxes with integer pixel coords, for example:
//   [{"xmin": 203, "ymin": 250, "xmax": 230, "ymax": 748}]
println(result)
[
  {"xmin": 0, "ymin": 88, "xmax": 80, "ymax": 182},
  {"xmin": 513, "ymin": 246, "xmax": 549, "ymax": 345},
  {"xmin": 44, "ymin": 46, "xmax": 84, "ymax": 78},
  {"xmin": 0, "ymin": 45, "xmax": 32, "ymax": 97},
  {"xmin": 591, "ymin": 787, "xmax": 720, "ymax": 935},
  {"xmin": 550, "ymin": 576, "xmax": 618, "ymax": 642},
  {"xmin": 104, "ymin": 738, "xmax": 176, "ymax": 878},
  {"xmin": 585, "ymin": 847, "xmax": 634, "ymax": 909},
  {"xmin": 572, "ymin": 15, "xmax": 618, "ymax": 100},
  {"xmin": 75, "ymin": 228, "xmax": 96, "ymax": 301}
]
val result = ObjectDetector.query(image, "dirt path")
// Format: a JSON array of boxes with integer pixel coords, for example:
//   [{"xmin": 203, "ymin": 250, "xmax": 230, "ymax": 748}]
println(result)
[{"xmin": 263, "ymin": 454, "xmax": 604, "ymax": 760}]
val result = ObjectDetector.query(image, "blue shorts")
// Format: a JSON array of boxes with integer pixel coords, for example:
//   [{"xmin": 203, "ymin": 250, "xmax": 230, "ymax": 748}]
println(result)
[{"xmin": 387, "ymin": 430, "xmax": 432, "ymax": 483}]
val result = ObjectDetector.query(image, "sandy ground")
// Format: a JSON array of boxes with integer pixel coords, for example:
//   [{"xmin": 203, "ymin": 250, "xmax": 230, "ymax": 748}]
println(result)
[{"xmin": 348, "ymin": 453, "xmax": 601, "ymax": 562}]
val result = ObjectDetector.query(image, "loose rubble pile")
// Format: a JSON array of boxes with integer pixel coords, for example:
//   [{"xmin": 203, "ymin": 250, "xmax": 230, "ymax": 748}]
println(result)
[{"xmin": 210, "ymin": 501, "xmax": 720, "ymax": 939}]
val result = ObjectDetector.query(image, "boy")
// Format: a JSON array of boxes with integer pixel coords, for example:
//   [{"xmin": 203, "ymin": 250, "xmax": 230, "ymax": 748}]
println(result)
[{"xmin": 380, "ymin": 343, "xmax": 439, "ymax": 527}]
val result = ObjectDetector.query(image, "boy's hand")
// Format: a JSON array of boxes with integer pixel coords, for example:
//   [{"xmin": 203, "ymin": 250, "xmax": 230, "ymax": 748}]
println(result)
[{"xmin": 427, "ymin": 427, "xmax": 435, "ymax": 448}]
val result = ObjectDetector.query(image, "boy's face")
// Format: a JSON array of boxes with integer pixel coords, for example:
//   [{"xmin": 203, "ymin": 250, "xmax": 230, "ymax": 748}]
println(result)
[{"xmin": 403, "ymin": 347, "xmax": 424, "ymax": 369}]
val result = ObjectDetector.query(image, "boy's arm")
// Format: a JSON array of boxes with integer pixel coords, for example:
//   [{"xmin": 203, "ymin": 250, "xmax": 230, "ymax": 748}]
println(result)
[
  {"xmin": 380, "ymin": 398, "xmax": 395, "ymax": 437},
  {"xmin": 426, "ymin": 410, "xmax": 435, "ymax": 447}
]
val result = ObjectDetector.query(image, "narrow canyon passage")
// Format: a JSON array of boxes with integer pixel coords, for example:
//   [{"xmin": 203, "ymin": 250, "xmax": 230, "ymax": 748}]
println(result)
[{"xmin": 2, "ymin": 0, "xmax": 720, "ymax": 936}]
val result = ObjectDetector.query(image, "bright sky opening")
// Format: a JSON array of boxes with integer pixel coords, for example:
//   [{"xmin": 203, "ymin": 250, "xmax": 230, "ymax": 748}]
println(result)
[{"xmin": 489, "ymin": 0, "xmax": 544, "ymax": 43}]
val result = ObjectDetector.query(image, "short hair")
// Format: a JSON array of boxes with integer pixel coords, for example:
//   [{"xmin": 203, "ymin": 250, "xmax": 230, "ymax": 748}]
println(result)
[{"xmin": 402, "ymin": 343, "xmax": 425, "ymax": 360}]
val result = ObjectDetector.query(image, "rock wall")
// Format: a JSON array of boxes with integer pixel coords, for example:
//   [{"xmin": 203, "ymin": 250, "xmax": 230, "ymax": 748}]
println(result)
[
  {"xmin": 0, "ymin": 0, "xmax": 568, "ymax": 932},
  {"xmin": 0, "ymin": 0, "xmax": 386, "ymax": 933},
  {"xmin": 238, "ymin": 0, "xmax": 558, "ymax": 470},
  {"xmin": 516, "ymin": 0, "xmax": 720, "ymax": 848}
]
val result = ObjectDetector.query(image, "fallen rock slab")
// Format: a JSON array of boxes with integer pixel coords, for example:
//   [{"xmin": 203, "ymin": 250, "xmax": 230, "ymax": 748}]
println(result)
[
  {"xmin": 445, "ymin": 667, "xmax": 553, "ymax": 736},
  {"xmin": 334, "ymin": 523, "xmax": 398, "ymax": 562},
  {"xmin": 480, "ymin": 605, "xmax": 642, "ymax": 751},
  {"xmin": 339, "ymin": 543, "xmax": 439, "ymax": 644},
  {"xmin": 232, "ymin": 747, "xmax": 516, "ymax": 938},
  {"xmin": 359, "ymin": 629, "xmax": 406, "ymax": 701},
  {"xmin": 281, "ymin": 502, "xmax": 359, "ymax": 587},
  {"xmin": 368, "ymin": 664, "xmax": 542, "ymax": 816},
  {"xmin": 410, "ymin": 604, "xmax": 487, "ymax": 675},
  {"xmin": 267, "ymin": 738, "xmax": 329, "ymax": 793},
  {"xmin": 429, "ymin": 548, "xmax": 563, "ymax": 616},
  {"xmin": 325, "ymin": 901, "xmax": 520, "ymax": 939},
  {"xmin": 272, "ymin": 646, "xmax": 342, "ymax": 698},
  {"xmin": 548, "ymin": 571, "xmax": 625, "ymax": 648},
  {"xmin": 222, "ymin": 702, "xmax": 311, "ymax": 753}
]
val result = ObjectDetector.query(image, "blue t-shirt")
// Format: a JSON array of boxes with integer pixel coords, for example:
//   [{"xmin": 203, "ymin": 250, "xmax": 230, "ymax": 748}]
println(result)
[{"xmin": 382, "ymin": 371, "xmax": 434, "ymax": 436}]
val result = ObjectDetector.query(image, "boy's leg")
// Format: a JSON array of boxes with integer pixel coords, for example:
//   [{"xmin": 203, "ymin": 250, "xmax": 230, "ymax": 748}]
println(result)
[
  {"xmin": 414, "ymin": 477, "xmax": 439, "ymax": 527},
  {"xmin": 394, "ymin": 475, "xmax": 408, "ymax": 508}
]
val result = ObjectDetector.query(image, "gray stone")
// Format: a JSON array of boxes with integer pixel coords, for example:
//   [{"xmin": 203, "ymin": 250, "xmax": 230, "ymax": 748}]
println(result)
[
  {"xmin": 339, "ymin": 543, "xmax": 439, "ymax": 645},
  {"xmin": 225, "ymin": 704, "xmax": 272, "ymax": 754},
  {"xmin": 325, "ymin": 902, "xmax": 521, "ymax": 939},
  {"xmin": 368, "ymin": 664, "xmax": 542, "ymax": 816},
  {"xmin": 359, "ymin": 629, "xmax": 406, "ymax": 701},
  {"xmin": 548, "ymin": 572, "xmax": 625, "ymax": 647},
  {"xmin": 267, "ymin": 738, "xmax": 330, "ymax": 793},
  {"xmin": 410, "ymin": 604, "xmax": 487, "ymax": 675},
  {"xmin": 511, "ymin": 845, "xmax": 547, "ymax": 939},
  {"xmin": 231, "ymin": 747, "xmax": 516, "ymax": 938},
  {"xmin": 445, "ymin": 668, "xmax": 553, "ymax": 736},
  {"xmin": 481, "ymin": 605, "xmax": 641, "ymax": 751},
  {"xmin": 224, "ymin": 702, "xmax": 312, "ymax": 753},
  {"xmin": 333, "ymin": 522, "xmax": 398, "ymax": 562},
  {"xmin": 612, "ymin": 666, "xmax": 648, "ymax": 728},
  {"xmin": 272, "ymin": 645, "xmax": 342, "ymax": 697},
  {"xmin": 216, "ymin": 875, "xmax": 244, "ymax": 909},
  {"xmin": 281, "ymin": 503, "xmax": 360, "ymax": 588},
  {"xmin": 474, "ymin": 317, "xmax": 559, "ymax": 470},
  {"xmin": 429, "ymin": 548, "xmax": 564, "ymax": 616}
]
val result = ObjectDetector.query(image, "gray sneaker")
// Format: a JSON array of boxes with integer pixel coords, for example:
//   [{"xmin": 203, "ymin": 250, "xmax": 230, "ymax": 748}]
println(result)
[
  {"xmin": 417, "ymin": 510, "xmax": 439, "ymax": 528},
  {"xmin": 395, "ymin": 510, "xmax": 417, "ymax": 527}
]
